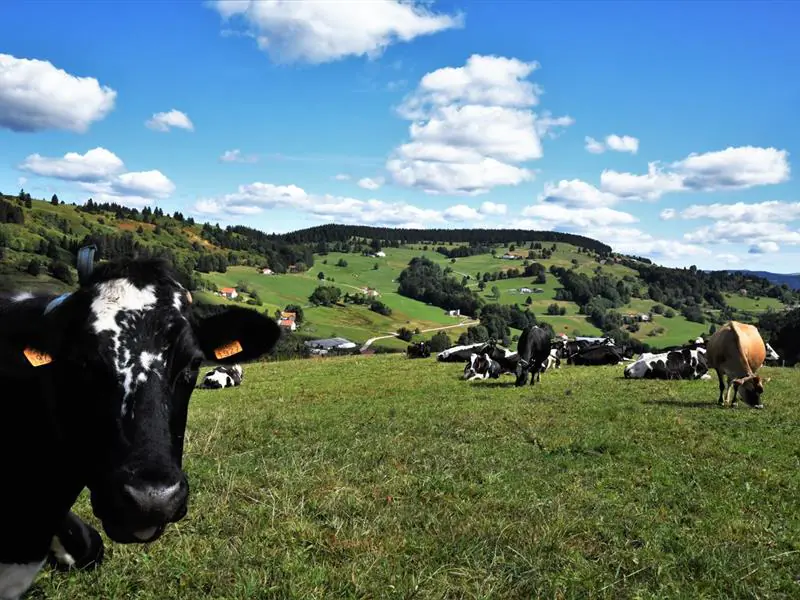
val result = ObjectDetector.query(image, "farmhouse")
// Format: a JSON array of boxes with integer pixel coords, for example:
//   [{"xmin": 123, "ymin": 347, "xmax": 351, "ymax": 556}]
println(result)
[
  {"xmin": 360, "ymin": 287, "xmax": 380, "ymax": 298},
  {"xmin": 261, "ymin": 267, "xmax": 274, "ymax": 275},
  {"xmin": 277, "ymin": 311, "xmax": 297, "ymax": 331},
  {"xmin": 446, "ymin": 309, "xmax": 461, "ymax": 317},
  {"xmin": 219, "ymin": 287, "xmax": 238, "ymax": 299},
  {"xmin": 520, "ymin": 287, "xmax": 533, "ymax": 294},
  {"xmin": 501, "ymin": 253, "xmax": 522, "ymax": 260},
  {"xmin": 304, "ymin": 337, "xmax": 357, "ymax": 355}
]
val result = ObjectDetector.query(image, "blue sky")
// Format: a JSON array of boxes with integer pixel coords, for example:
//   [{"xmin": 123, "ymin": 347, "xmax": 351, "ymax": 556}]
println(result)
[{"xmin": 1, "ymin": 0, "xmax": 798, "ymax": 271}]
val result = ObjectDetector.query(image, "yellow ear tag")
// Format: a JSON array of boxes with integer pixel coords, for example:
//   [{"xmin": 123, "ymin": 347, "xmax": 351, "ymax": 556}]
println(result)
[
  {"xmin": 24, "ymin": 347, "xmax": 53, "ymax": 367},
  {"xmin": 214, "ymin": 340, "xmax": 243, "ymax": 360}
]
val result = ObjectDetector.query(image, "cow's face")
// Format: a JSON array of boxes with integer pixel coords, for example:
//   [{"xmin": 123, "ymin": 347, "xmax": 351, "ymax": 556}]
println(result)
[
  {"xmin": 736, "ymin": 375, "xmax": 766, "ymax": 408},
  {"xmin": 39, "ymin": 260, "xmax": 281, "ymax": 544}
]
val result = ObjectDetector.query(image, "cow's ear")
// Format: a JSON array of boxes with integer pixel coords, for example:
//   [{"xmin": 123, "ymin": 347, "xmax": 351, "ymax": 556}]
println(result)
[{"xmin": 193, "ymin": 306, "xmax": 282, "ymax": 364}]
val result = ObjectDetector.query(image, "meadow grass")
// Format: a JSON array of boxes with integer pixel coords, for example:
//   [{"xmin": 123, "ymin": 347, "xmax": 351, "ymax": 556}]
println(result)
[{"xmin": 29, "ymin": 355, "xmax": 800, "ymax": 599}]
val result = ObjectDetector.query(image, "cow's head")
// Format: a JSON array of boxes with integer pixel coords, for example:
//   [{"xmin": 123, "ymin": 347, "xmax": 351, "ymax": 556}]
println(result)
[
  {"xmin": 23, "ymin": 258, "xmax": 281, "ymax": 544},
  {"xmin": 733, "ymin": 374, "xmax": 769, "ymax": 408}
]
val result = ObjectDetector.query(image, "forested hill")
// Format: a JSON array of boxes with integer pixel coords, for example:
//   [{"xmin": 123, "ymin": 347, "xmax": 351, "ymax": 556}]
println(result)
[{"xmin": 272, "ymin": 224, "xmax": 613, "ymax": 255}]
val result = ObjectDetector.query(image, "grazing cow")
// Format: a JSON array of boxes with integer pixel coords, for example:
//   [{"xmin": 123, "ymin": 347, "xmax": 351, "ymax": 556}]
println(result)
[
  {"xmin": 624, "ymin": 347, "xmax": 709, "ymax": 380},
  {"xmin": 199, "ymin": 364, "xmax": 243, "ymax": 389},
  {"xmin": 515, "ymin": 326, "xmax": 552, "ymax": 386},
  {"xmin": 406, "ymin": 341, "xmax": 431, "ymax": 359},
  {"xmin": 569, "ymin": 344, "xmax": 624, "ymax": 366},
  {"xmin": 706, "ymin": 321, "xmax": 769, "ymax": 408},
  {"xmin": 0, "ymin": 256, "xmax": 282, "ymax": 599}
]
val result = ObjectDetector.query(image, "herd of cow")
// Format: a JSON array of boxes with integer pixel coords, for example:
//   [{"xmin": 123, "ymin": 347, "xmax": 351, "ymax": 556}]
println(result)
[
  {"xmin": 0, "ymin": 252, "xmax": 782, "ymax": 599},
  {"xmin": 410, "ymin": 321, "xmax": 778, "ymax": 408}
]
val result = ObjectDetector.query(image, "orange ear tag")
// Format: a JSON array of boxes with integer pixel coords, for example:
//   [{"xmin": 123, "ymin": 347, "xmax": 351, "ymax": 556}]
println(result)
[
  {"xmin": 24, "ymin": 347, "xmax": 53, "ymax": 367},
  {"xmin": 214, "ymin": 340, "xmax": 243, "ymax": 360}
]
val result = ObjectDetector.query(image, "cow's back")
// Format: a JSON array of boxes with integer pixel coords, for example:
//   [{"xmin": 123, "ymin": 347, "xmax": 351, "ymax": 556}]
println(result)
[{"xmin": 707, "ymin": 321, "xmax": 765, "ymax": 376}]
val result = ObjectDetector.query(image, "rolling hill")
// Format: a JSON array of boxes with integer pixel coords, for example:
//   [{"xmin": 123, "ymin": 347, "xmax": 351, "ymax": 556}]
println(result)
[{"xmin": 2, "ymin": 191, "xmax": 797, "ymax": 353}]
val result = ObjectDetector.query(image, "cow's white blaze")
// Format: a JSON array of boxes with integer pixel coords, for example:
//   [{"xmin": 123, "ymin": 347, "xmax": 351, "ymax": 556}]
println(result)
[
  {"xmin": 0, "ymin": 560, "xmax": 45, "ymax": 599},
  {"xmin": 89, "ymin": 279, "xmax": 168, "ymax": 416}
]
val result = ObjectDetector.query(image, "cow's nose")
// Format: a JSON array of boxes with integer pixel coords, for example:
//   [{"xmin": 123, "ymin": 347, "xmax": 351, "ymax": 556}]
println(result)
[{"xmin": 122, "ymin": 479, "xmax": 187, "ymax": 519}]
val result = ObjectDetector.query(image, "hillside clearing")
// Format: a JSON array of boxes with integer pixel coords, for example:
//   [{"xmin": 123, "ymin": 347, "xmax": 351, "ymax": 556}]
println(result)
[{"xmin": 31, "ymin": 355, "xmax": 800, "ymax": 599}]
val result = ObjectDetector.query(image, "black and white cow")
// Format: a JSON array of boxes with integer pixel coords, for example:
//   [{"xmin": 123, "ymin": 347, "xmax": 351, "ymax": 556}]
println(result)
[
  {"xmin": 198, "ymin": 364, "xmax": 243, "ymax": 388},
  {"xmin": 406, "ymin": 341, "xmax": 431, "ymax": 359},
  {"xmin": 514, "ymin": 325, "xmax": 552, "ymax": 386},
  {"xmin": 540, "ymin": 347, "xmax": 561, "ymax": 373},
  {"xmin": 463, "ymin": 346, "xmax": 520, "ymax": 380},
  {"xmin": 0, "ymin": 257, "xmax": 282, "ymax": 599},
  {"xmin": 624, "ymin": 347, "xmax": 710, "ymax": 379},
  {"xmin": 436, "ymin": 342, "xmax": 489, "ymax": 362},
  {"xmin": 568, "ymin": 343, "xmax": 624, "ymax": 366}
]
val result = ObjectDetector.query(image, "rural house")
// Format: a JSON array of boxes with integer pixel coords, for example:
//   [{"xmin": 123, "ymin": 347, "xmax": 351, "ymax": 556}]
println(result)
[
  {"xmin": 219, "ymin": 287, "xmax": 238, "ymax": 299},
  {"xmin": 277, "ymin": 311, "xmax": 297, "ymax": 331},
  {"xmin": 261, "ymin": 267, "xmax": 274, "ymax": 275},
  {"xmin": 304, "ymin": 337, "xmax": 357, "ymax": 355}
]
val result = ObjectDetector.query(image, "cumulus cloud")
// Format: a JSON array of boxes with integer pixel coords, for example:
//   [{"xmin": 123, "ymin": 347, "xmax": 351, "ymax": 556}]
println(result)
[
  {"xmin": 749, "ymin": 241, "xmax": 780, "ymax": 254},
  {"xmin": 0, "ymin": 53, "xmax": 116, "ymax": 133},
  {"xmin": 605, "ymin": 228, "xmax": 711, "ymax": 260},
  {"xmin": 18, "ymin": 147, "xmax": 174, "ymax": 206},
  {"xmin": 584, "ymin": 134, "xmax": 639, "ymax": 154},
  {"xmin": 146, "ymin": 109, "xmax": 194, "ymax": 132},
  {"xmin": 600, "ymin": 146, "xmax": 790, "ymax": 201},
  {"xmin": 716, "ymin": 253, "xmax": 742, "ymax": 265},
  {"xmin": 659, "ymin": 208, "xmax": 677, "ymax": 220},
  {"xmin": 684, "ymin": 220, "xmax": 800, "ymax": 246},
  {"xmin": 334, "ymin": 173, "xmax": 351, "ymax": 181},
  {"xmin": 210, "ymin": 0, "xmax": 463, "ymax": 64},
  {"xmin": 520, "ymin": 205, "xmax": 637, "ymax": 229},
  {"xmin": 357, "ymin": 177, "xmax": 384, "ymax": 190},
  {"xmin": 479, "ymin": 201, "xmax": 507, "ymax": 215},
  {"xmin": 220, "ymin": 149, "xmax": 258, "ymax": 163},
  {"xmin": 666, "ymin": 200, "xmax": 800, "ymax": 223},
  {"xmin": 191, "ymin": 180, "xmax": 500, "ymax": 227},
  {"xmin": 538, "ymin": 179, "xmax": 619, "ymax": 208},
  {"xmin": 386, "ymin": 54, "xmax": 573, "ymax": 195}
]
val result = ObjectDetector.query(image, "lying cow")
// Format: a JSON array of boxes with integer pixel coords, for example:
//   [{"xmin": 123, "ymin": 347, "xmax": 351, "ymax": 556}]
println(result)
[
  {"xmin": 199, "ymin": 364, "xmax": 243, "ymax": 388},
  {"xmin": 624, "ymin": 347, "xmax": 710, "ymax": 380},
  {"xmin": 568, "ymin": 343, "xmax": 624, "ymax": 366},
  {"xmin": 437, "ymin": 342, "xmax": 487, "ymax": 362},
  {"xmin": 707, "ymin": 320, "xmax": 769, "ymax": 408},
  {"xmin": 0, "ymin": 257, "xmax": 282, "ymax": 599},
  {"xmin": 463, "ymin": 344, "xmax": 520, "ymax": 380}
]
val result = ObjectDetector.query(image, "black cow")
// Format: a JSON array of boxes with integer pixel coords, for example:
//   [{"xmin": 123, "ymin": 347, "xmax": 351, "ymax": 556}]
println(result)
[
  {"xmin": 569, "ymin": 344, "xmax": 624, "ymax": 366},
  {"xmin": 406, "ymin": 341, "xmax": 431, "ymax": 359},
  {"xmin": 198, "ymin": 364, "xmax": 243, "ymax": 388},
  {"xmin": 0, "ymin": 257, "xmax": 282, "ymax": 599},
  {"xmin": 514, "ymin": 326, "xmax": 552, "ymax": 386}
]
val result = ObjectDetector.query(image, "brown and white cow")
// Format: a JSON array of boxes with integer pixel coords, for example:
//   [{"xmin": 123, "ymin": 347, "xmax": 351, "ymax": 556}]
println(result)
[{"xmin": 706, "ymin": 321, "xmax": 769, "ymax": 409}]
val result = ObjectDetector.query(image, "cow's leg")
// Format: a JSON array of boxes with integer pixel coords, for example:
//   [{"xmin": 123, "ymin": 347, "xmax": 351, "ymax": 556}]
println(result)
[
  {"xmin": 729, "ymin": 380, "xmax": 739, "ymax": 408},
  {"xmin": 46, "ymin": 512, "xmax": 104, "ymax": 572},
  {"xmin": 716, "ymin": 370, "xmax": 726, "ymax": 406},
  {"xmin": 0, "ymin": 560, "xmax": 46, "ymax": 600}
]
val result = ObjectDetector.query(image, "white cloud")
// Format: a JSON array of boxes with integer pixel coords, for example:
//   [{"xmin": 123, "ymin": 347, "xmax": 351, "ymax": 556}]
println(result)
[
  {"xmin": 584, "ymin": 136, "xmax": 606, "ymax": 154},
  {"xmin": 19, "ymin": 147, "xmax": 124, "ymax": 181},
  {"xmin": 538, "ymin": 179, "xmax": 619, "ymax": 208},
  {"xmin": 479, "ymin": 201, "xmax": 507, "ymax": 215},
  {"xmin": 334, "ymin": 173, "xmax": 351, "ymax": 181},
  {"xmin": 145, "ymin": 109, "xmax": 194, "ymax": 132},
  {"xmin": 716, "ymin": 253, "xmax": 742, "ymax": 265},
  {"xmin": 443, "ymin": 204, "xmax": 483, "ymax": 222},
  {"xmin": 220, "ymin": 149, "xmax": 258, "ymax": 163},
  {"xmin": 659, "ymin": 208, "xmax": 677, "ymax": 220},
  {"xmin": 605, "ymin": 228, "xmax": 711, "ymax": 260},
  {"xmin": 0, "ymin": 53, "xmax": 116, "ymax": 133},
  {"xmin": 357, "ymin": 176, "xmax": 385, "ymax": 190},
  {"xmin": 749, "ymin": 241, "xmax": 780, "ymax": 254},
  {"xmin": 210, "ymin": 0, "xmax": 463, "ymax": 64},
  {"xmin": 584, "ymin": 134, "xmax": 639, "ymax": 154},
  {"xmin": 600, "ymin": 146, "xmax": 790, "ymax": 201},
  {"xmin": 520, "ymin": 205, "xmax": 638, "ymax": 229},
  {"xmin": 190, "ymin": 180, "xmax": 502, "ymax": 227},
  {"xmin": 684, "ymin": 220, "xmax": 800, "ymax": 246},
  {"xmin": 387, "ymin": 54, "xmax": 573, "ymax": 195},
  {"xmin": 668, "ymin": 200, "xmax": 800, "ymax": 223},
  {"xmin": 17, "ymin": 147, "xmax": 174, "ymax": 206},
  {"xmin": 605, "ymin": 134, "xmax": 639, "ymax": 154}
]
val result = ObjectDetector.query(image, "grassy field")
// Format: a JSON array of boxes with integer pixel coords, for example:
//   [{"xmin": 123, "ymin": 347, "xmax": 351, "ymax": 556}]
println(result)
[{"xmin": 31, "ymin": 355, "xmax": 800, "ymax": 599}]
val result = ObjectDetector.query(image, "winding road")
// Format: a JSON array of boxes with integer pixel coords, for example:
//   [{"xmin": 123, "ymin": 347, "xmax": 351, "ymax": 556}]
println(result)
[{"xmin": 360, "ymin": 319, "xmax": 478, "ymax": 352}]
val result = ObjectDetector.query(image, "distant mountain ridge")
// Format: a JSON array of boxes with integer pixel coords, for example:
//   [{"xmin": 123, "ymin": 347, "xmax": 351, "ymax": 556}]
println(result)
[{"xmin": 725, "ymin": 270, "xmax": 800, "ymax": 291}]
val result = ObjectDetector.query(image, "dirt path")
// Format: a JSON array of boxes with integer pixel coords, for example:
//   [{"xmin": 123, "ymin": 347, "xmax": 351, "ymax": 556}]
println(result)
[{"xmin": 360, "ymin": 320, "xmax": 478, "ymax": 351}]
